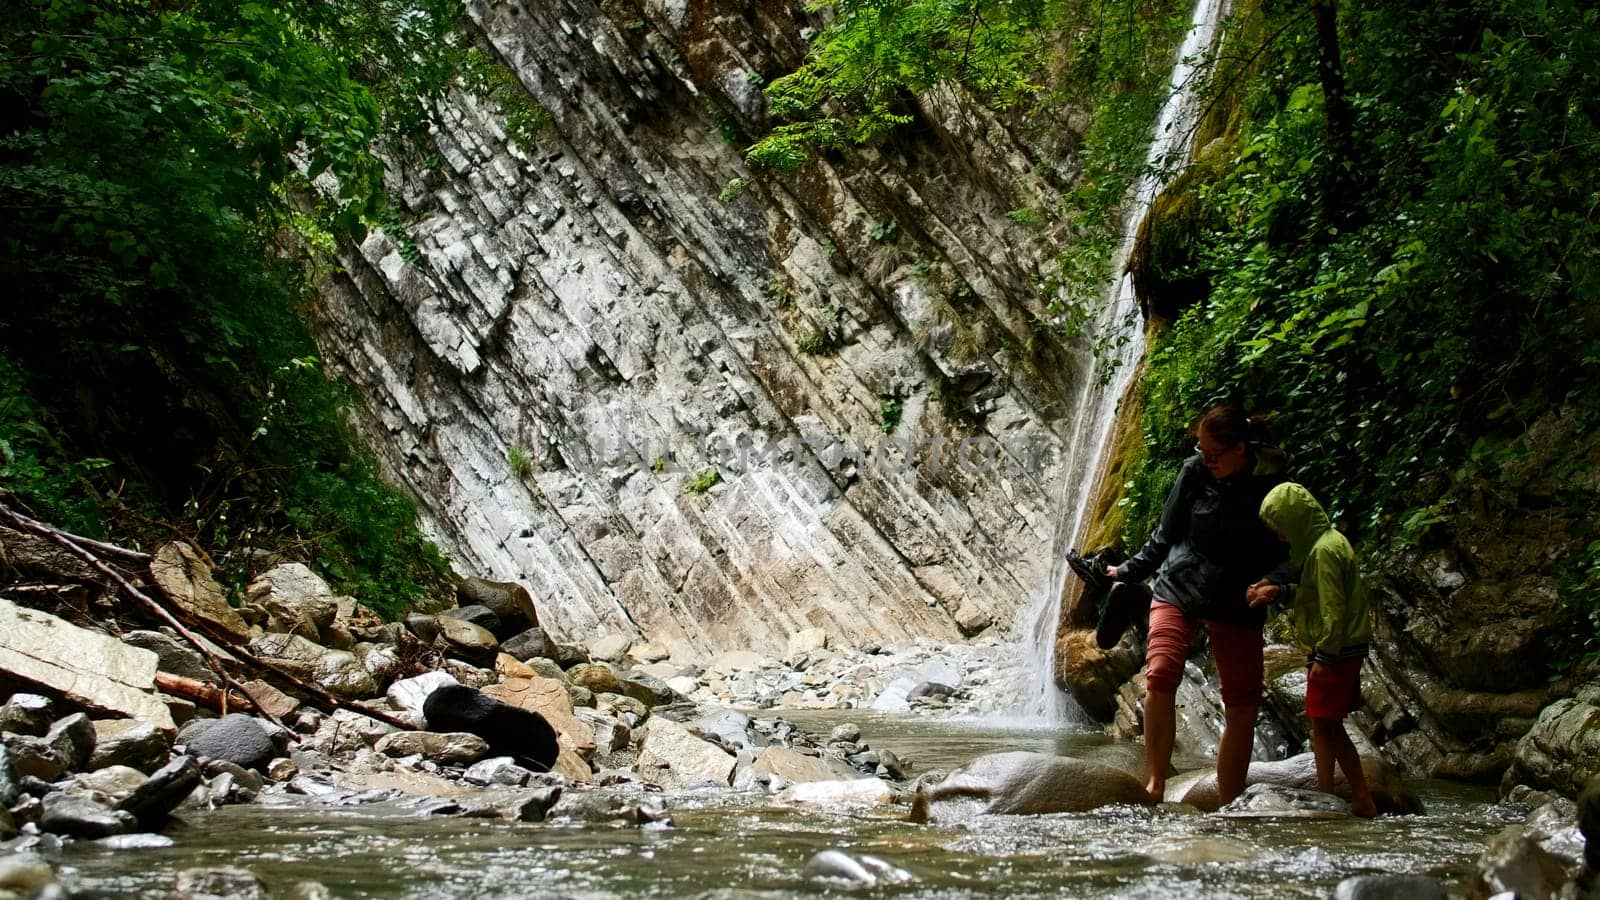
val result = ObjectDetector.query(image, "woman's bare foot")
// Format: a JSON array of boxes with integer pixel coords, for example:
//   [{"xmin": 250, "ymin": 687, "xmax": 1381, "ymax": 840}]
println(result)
[
  {"xmin": 1350, "ymin": 795, "xmax": 1378, "ymax": 819},
  {"xmin": 1146, "ymin": 779, "xmax": 1166, "ymax": 804}
]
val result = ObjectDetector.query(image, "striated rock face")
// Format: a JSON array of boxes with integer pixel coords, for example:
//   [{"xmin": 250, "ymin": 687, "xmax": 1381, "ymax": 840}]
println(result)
[{"xmin": 312, "ymin": 0, "xmax": 1102, "ymax": 657}]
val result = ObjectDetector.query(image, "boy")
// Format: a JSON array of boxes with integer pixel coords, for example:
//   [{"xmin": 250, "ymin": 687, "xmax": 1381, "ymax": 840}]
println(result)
[{"xmin": 1248, "ymin": 482, "xmax": 1377, "ymax": 818}]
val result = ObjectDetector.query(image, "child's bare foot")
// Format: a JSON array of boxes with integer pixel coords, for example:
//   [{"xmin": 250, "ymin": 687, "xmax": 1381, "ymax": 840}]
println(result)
[
  {"xmin": 1146, "ymin": 779, "xmax": 1166, "ymax": 804},
  {"xmin": 1350, "ymin": 796, "xmax": 1378, "ymax": 819}
]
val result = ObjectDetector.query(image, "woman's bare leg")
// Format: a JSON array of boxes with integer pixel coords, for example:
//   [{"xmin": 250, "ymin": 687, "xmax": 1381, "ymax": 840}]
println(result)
[
  {"xmin": 1216, "ymin": 704, "xmax": 1258, "ymax": 805},
  {"xmin": 1144, "ymin": 688, "xmax": 1176, "ymax": 801}
]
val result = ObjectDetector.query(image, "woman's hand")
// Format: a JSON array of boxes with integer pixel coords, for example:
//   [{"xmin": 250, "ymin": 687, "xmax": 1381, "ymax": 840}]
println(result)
[
  {"xmin": 1105, "ymin": 565, "xmax": 1119, "ymax": 579},
  {"xmin": 1246, "ymin": 580, "xmax": 1280, "ymax": 607}
]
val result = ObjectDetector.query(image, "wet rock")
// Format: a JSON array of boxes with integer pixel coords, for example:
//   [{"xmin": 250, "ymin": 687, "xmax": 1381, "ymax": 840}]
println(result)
[
  {"xmin": 588, "ymin": 633, "xmax": 632, "ymax": 663},
  {"xmin": 876, "ymin": 749, "xmax": 911, "ymax": 780},
  {"xmin": 778, "ymin": 778, "xmax": 897, "ymax": 808},
  {"xmin": 266, "ymin": 757, "xmax": 299, "ymax": 782},
  {"xmin": 463, "ymin": 756, "xmax": 533, "ymax": 787},
  {"xmin": 483, "ymin": 677, "xmax": 596, "ymax": 759},
  {"xmin": 912, "ymin": 753, "xmax": 1152, "ymax": 821},
  {"xmin": 1471, "ymin": 827, "xmax": 1569, "ymax": 899},
  {"xmin": 0, "ymin": 855, "xmax": 55, "ymax": 895},
  {"xmin": 67, "ymin": 765, "xmax": 148, "ymax": 803},
  {"xmin": 506, "ymin": 785, "xmax": 563, "ymax": 822},
  {"xmin": 87, "ymin": 720, "xmax": 171, "ymax": 773},
  {"xmin": 40, "ymin": 792, "xmax": 137, "ymax": 838},
  {"xmin": 202, "ymin": 759, "xmax": 265, "ymax": 794},
  {"xmin": 0, "ymin": 599, "xmax": 175, "ymax": 732},
  {"xmin": 387, "ymin": 671, "xmax": 460, "ymax": 725},
  {"xmin": 181, "ymin": 714, "xmax": 277, "ymax": 771},
  {"xmin": 42, "ymin": 713, "xmax": 94, "ymax": 771},
  {"xmin": 1579, "ymin": 773, "xmax": 1599, "ymax": 869},
  {"xmin": 0, "ymin": 693, "xmax": 53, "ymax": 736},
  {"xmin": 151, "ymin": 542, "xmax": 250, "ymax": 641},
  {"xmin": 433, "ymin": 617, "xmax": 500, "ymax": 668},
  {"xmin": 116, "ymin": 755, "xmax": 202, "ymax": 830},
  {"xmin": 635, "ymin": 717, "xmax": 735, "ymax": 788},
  {"xmin": 173, "ymin": 866, "xmax": 268, "ymax": 900},
  {"xmin": 374, "ymin": 731, "xmax": 491, "ymax": 766},
  {"xmin": 548, "ymin": 790, "xmax": 668, "ymax": 826},
  {"xmin": 456, "ymin": 578, "xmax": 540, "ymax": 638},
  {"xmin": 753, "ymin": 747, "xmax": 854, "ymax": 784},
  {"xmin": 1216, "ymin": 783, "xmax": 1350, "ymax": 818},
  {"xmin": 1169, "ymin": 753, "xmax": 1422, "ymax": 815},
  {"xmin": 2, "ymin": 734, "xmax": 66, "ymax": 782},
  {"xmin": 802, "ymin": 849, "xmax": 914, "ymax": 888},
  {"xmin": 94, "ymin": 832, "xmax": 177, "ymax": 850},
  {"xmin": 568, "ymin": 662, "xmax": 624, "ymax": 695},
  {"xmin": 1506, "ymin": 696, "xmax": 1600, "ymax": 800},
  {"xmin": 906, "ymin": 681, "xmax": 956, "ymax": 703},
  {"xmin": 501, "ymin": 626, "xmax": 556, "ymax": 662}
]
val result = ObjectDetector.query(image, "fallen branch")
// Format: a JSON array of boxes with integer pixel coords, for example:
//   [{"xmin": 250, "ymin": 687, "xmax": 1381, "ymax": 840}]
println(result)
[
  {"xmin": 155, "ymin": 672, "xmax": 257, "ymax": 715},
  {"xmin": 0, "ymin": 502, "xmax": 420, "ymax": 732}
]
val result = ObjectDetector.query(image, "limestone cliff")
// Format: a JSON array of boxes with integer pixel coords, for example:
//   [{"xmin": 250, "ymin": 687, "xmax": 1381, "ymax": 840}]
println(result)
[{"xmin": 312, "ymin": 0, "xmax": 1109, "ymax": 657}]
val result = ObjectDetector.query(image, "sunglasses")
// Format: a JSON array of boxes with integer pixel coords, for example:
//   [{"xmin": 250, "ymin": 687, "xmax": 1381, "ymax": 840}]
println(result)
[{"xmin": 1194, "ymin": 441, "xmax": 1243, "ymax": 464}]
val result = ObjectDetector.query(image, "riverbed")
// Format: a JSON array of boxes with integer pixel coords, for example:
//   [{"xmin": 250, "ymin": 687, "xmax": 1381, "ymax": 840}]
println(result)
[{"xmin": 55, "ymin": 712, "xmax": 1502, "ymax": 898}]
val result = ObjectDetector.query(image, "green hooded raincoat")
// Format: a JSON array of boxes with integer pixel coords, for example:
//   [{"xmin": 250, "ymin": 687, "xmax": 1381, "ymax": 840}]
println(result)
[{"xmin": 1258, "ymin": 483, "xmax": 1372, "ymax": 664}]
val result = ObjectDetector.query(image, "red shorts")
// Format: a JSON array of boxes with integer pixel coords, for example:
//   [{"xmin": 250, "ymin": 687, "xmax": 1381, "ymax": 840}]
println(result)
[
  {"xmin": 1305, "ymin": 657, "xmax": 1364, "ymax": 719},
  {"xmin": 1144, "ymin": 598, "xmax": 1264, "ymax": 708}
]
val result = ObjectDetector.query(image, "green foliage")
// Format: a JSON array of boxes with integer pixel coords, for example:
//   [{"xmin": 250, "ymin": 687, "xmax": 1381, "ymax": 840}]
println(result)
[
  {"xmin": 507, "ymin": 445, "xmax": 533, "ymax": 479},
  {"xmin": 797, "ymin": 328, "xmax": 842, "ymax": 356},
  {"xmin": 869, "ymin": 219, "xmax": 900, "ymax": 243},
  {"xmin": 683, "ymin": 467, "xmax": 722, "ymax": 494},
  {"xmin": 718, "ymin": 177, "xmax": 749, "ymax": 203},
  {"xmin": 0, "ymin": 0, "xmax": 480, "ymax": 615},
  {"xmin": 879, "ymin": 395, "xmax": 904, "ymax": 433},
  {"xmin": 1121, "ymin": 0, "xmax": 1600, "ymax": 659},
  {"xmin": 461, "ymin": 45, "xmax": 553, "ymax": 150}
]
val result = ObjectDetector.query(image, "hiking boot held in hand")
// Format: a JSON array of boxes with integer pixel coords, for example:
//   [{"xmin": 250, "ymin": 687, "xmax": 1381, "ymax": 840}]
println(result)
[{"xmin": 1096, "ymin": 581, "xmax": 1151, "ymax": 651}]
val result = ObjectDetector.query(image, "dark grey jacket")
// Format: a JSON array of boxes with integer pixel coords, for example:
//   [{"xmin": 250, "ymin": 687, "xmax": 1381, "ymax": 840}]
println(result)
[{"xmin": 1114, "ymin": 448, "xmax": 1292, "ymax": 625}]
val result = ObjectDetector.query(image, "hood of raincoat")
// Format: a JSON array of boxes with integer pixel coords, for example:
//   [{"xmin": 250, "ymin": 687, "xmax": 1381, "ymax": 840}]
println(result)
[{"xmin": 1259, "ymin": 482, "xmax": 1331, "ymax": 572}]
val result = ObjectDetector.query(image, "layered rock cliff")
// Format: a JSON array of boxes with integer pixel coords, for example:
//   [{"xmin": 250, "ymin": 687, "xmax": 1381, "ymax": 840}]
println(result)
[{"xmin": 312, "ymin": 0, "xmax": 1112, "ymax": 658}]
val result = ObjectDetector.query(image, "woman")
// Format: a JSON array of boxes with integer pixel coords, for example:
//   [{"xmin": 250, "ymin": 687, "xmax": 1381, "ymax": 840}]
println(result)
[{"xmin": 1106, "ymin": 405, "xmax": 1290, "ymax": 803}]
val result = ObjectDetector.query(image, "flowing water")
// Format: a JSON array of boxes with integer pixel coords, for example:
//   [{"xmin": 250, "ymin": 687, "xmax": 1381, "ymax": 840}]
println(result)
[
  {"xmin": 1017, "ymin": 0, "xmax": 1233, "ymax": 723},
  {"xmin": 56, "ymin": 713, "xmax": 1501, "ymax": 898}
]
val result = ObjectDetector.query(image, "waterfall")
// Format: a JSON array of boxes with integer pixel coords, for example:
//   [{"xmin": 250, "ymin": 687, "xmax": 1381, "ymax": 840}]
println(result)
[{"xmin": 1015, "ymin": 0, "xmax": 1231, "ymax": 723}]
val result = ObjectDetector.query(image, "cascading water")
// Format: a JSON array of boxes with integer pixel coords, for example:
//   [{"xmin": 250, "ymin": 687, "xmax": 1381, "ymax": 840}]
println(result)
[{"xmin": 1016, "ymin": 0, "xmax": 1232, "ymax": 722}]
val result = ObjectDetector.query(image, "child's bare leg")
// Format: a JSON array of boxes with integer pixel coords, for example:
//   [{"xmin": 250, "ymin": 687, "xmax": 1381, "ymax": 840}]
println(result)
[{"xmin": 1313, "ymin": 717, "xmax": 1376, "ymax": 817}]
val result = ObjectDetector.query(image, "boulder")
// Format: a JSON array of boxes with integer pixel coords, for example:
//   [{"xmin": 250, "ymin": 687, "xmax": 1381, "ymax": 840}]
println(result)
[
  {"xmin": 1471, "ymin": 827, "xmax": 1570, "ymax": 900},
  {"xmin": 501, "ymin": 627, "xmax": 556, "ymax": 662},
  {"xmin": 620, "ymin": 673, "xmax": 680, "ymax": 709},
  {"xmin": 250, "ymin": 633, "xmax": 377, "ymax": 700},
  {"xmin": 306, "ymin": 710, "xmax": 397, "ymax": 754},
  {"xmin": 455, "ymin": 578, "xmax": 540, "ymax": 638},
  {"xmin": 432, "ymin": 617, "xmax": 500, "ymax": 668},
  {"xmin": 439, "ymin": 604, "xmax": 501, "ymax": 635},
  {"xmin": 116, "ymin": 755, "xmax": 202, "ymax": 829},
  {"xmin": 259, "ymin": 595, "xmax": 337, "ymax": 644},
  {"xmin": 39, "ymin": 792, "xmax": 137, "ymax": 838},
  {"xmin": 173, "ymin": 867, "xmax": 268, "ymax": 900},
  {"xmin": 588, "ymin": 633, "xmax": 633, "ymax": 663},
  {"xmin": 786, "ymin": 628, "xmax": 829, "ymax": 659},
  {"xmin": 551, "ymin": 641, "xmax": 591, "ymax": 669},
  {"xmin": 373, "ymin": 731, "xmax": 491, "ymax": 766},
  {"xmin": 908, "ymin": 752, "xmax": 1153, "ymax": 822},
  {"xmin": 0, "ymin": 694, "xmax": 53, "ymax": 735},
  {"xmin": 0, "ymin": 599, "xmax": 175, "ymax": 732},
  {"xmin": 2, "ymin": 734, "xmax": 66, "ymax": 781},
  {"xmin": 246, "ymin": 563, "xmax": 334, "ymax": 607},
  {"xmin": 404, "ymin": 614, "xmax": 440, "ymax": 644},
  {"xmin": 635, "ymin": 717, "xmax": 736, "ymax": 788},
  {"xmin": 1215, "ymin": 783, "xmax": 1350, "ymax": 818},
  {"xmin": 482, "ymin": 677, "xmax": 596, "ymax": 759},
  {"xmin": 123, "ymin": 631, "xmax": 220, "ymax": 687},
  {"xmin": 1167, "ymin": 752, "xmax": 1423, "ymax": 815},
  {"xmin": 182, "ymin": 714, "xmax": 277, "ymax": 771},
  {"xmin": 753, "ymin": 747, "xmax": 856, "ymax": 784},
  {"xmin": 952, "ymin": 601, "xmax": 991, "ymax": 636},
  {"xmin": 627, "ymin": 641, "xmax": 671, "ymax": 664},
  {"xmin": 463, "ymin": 757, "xmax": 534, "ymax": 787},
  {"xmin": 801, "ymin": 850, "xmax": 913, "ymax": 888},
  {"xmin": 568, "ymin": 662, "xmax": 625, "ymax": 695},
  {"xmin": 45, "ymin": 712, "xmax": 95, "ymax": 771},
  {"xmin": 1505, "ymin": 696, "xmax": 1600, "ymax": 799},
  {"xmin": 88, "ymin": 720, "xmax": 172, "ymax": 773},
  {"xmin": 239, "ymin": 679, "xmax": 300, "ymax": 721},
  {"xmin": 1332, "ymin": 875, "xmax": 1448, "ymax": 900},
  {"xmin": 149, "ymin": 542, "xmax": 249, "ymax": 641},
  {"xmin": 67, "ymin": 766, "xmax": 148, "ymax": 803}
]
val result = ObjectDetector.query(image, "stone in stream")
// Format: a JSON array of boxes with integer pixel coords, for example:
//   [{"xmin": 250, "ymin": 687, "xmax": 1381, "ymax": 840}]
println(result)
[
  {"xmin": 39, "ymin": 792, "xmax": 138, "ymax": 838},
  {"xmin": 0, "ymin": 855, "xmax": 55, "ymax": 895},
  {"xmin": 1215, "ymin": 783, "xmax": 1350, "ymax": 818},
  {"xmin": 181, "ymin": 714, "xmax": 278, "ymax": 771},
  {"xmin": 908, "ymin": 752, "xmax": 1154, "ymax": 823},
  {"xmin": 1331, "ymin": 874, "xmax": 1448, "ymax": 900},
  {"xmin": 802, "ymin": 850, "xmax": 914, "ymax": 888},
  {"xmin": 635, "ymin": 717, "xmax": 736, "ymax": 788},
  {"xmin": 173, "ymin": 866, "xmax": 268, "ymax": 900},
  {"xmin": 1471, "ymin": 827, "xmax": 1570, "ymax": 899},
  {"xmin": 116, "ymin": 755, "xmax": 202, "ymax": 830},
  {"xmin": 421, "ymin": 684, "xmax": 558, "ymax": 772},
  {"xmin": 1166, "ymin": 752, "xmax": 1423, "ymax": 815}
]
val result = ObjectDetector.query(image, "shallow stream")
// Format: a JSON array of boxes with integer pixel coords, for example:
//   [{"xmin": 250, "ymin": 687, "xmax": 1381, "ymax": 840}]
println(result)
[{"xmin": 57, "ymin": 712, "xmax": 1501, "ymax": 898}]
